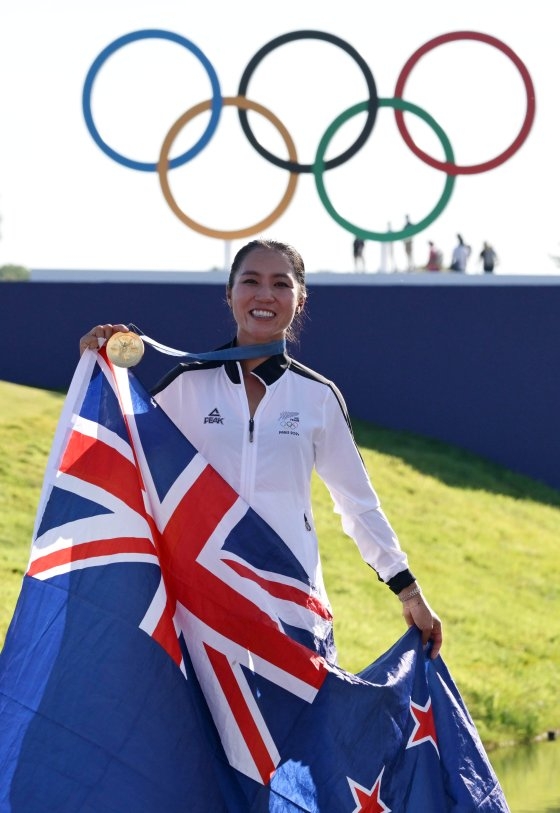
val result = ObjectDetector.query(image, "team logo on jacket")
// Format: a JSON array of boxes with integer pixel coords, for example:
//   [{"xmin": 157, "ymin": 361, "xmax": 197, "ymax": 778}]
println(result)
[
  {"xmin": 278, "ymin": 411, "xmax": 300, "ymax": 436},
  {"xmin": 204, "ymin": 408, "xmax": 223, "ymax": 425}
]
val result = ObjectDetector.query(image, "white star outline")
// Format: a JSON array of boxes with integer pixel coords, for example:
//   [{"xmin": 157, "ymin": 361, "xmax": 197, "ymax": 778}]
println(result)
[
  {"xmin": 347, "ymin": 766, "xmax": 391, "ymax": 813},
  {"xmin": 407, "ymin": 696, "xmax": 440, "ymax": 755}
]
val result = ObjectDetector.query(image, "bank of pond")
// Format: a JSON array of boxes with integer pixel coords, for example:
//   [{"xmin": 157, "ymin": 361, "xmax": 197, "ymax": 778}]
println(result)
[{"xmin": 490, "ymin": 738, "xmax": 559, "ymax": 811}]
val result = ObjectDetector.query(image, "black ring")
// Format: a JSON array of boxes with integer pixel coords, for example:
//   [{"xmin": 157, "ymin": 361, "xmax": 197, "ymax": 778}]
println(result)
[{"xmin": 237, "ymin": 30, "xmax": 379, "ymax": 174}]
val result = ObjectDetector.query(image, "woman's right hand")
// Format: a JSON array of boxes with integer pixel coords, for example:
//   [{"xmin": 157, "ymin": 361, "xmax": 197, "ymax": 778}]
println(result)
[{"xmin": 79, "ymin": 324, "xmax": 129, "ymax": 356}]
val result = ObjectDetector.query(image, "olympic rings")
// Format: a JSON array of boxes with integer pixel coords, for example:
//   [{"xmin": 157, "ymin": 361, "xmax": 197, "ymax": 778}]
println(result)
[
  {"xmin": 394, "ymin": 31, "xmax": 536, "ymax": 176},
  {"xmin": 83, "ymin": 28, "xmax": 536, "ymax": 240},
  {"xmin": 82, "ymin": 29, "xmax": 222, "ymax": 172},
  {"xmin": 157, "ymin": 96, "xmax": 298, "ymax": 240},
  {"xmin": 236, "ymin": 30, "xmax": 378, "ymax": 174},
  {"xmin": 314, "ymin": 98, "xmax": 455, "ymax": 242}
]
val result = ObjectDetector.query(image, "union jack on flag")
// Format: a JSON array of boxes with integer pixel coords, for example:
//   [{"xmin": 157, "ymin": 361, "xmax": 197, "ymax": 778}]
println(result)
[{"xmin": 0, "ymin": 346, "xmax": 510, "ymax": 812}]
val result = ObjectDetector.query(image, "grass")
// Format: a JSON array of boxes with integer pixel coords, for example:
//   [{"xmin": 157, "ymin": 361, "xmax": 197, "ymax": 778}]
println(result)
[
  {"xmin": 0, "ymin": 381, "xmax": 65, "ymax": 626},
  {"xmin": 1, "ymin": 381, "xmax": 559, "ymax": 749}
]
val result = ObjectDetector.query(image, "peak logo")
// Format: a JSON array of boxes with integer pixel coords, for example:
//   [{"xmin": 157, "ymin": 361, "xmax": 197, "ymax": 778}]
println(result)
[{"xmin": 204, "ymin": 408, "xmax": 224, "ymax": 425}]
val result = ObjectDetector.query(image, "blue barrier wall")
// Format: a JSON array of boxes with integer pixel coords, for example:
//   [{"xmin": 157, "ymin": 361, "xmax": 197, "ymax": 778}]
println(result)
[{"xmin": 1, "ymin": 278, "xmax": 559, "ymax": 490}]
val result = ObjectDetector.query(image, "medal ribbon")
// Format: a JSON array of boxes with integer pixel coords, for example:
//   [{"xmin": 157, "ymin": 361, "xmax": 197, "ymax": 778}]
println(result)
[{"xmin": 128, "ymin": 324, "xmax": 286, "ymax": 361}]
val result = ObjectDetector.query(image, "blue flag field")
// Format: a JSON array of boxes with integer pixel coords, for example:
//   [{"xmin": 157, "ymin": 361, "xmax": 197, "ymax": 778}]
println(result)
[{"xmin": 0, "ymin": 345, "xmax": 510, "ymax": 811}]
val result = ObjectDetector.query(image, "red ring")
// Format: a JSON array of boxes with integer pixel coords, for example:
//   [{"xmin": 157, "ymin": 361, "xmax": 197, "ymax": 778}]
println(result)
[{"xmin": 394, "ymin": 31, "xmax": 536, "ymax": 176}]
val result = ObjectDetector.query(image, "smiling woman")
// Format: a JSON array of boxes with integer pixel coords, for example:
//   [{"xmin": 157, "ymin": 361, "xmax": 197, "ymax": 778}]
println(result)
[
  {"xmin": 224, "ymin": 240, "xmax": 307, "ymax": 415},
  {"xmin": 77, "ymin": 238, "xmax": 443, "ymax": 664},
  {"xmin": 226, "ymin": 239, "xmax": 306, "ymax": 347},
  {"xmin": 146, "ymin": 238, "xmax": 443, "ymax": 664}
]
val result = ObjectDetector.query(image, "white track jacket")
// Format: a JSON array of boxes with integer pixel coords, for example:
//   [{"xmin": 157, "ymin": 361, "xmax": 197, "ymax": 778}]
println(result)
[{"xmin": 152, "ymin": 350, "xmax": 411, "ymax": 646}]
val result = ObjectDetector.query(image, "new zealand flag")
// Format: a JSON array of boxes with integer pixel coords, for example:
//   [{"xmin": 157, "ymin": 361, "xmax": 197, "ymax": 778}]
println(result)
[{"xmin": 0, "ymin": 346, "xmax": 510, "ymax": 811}]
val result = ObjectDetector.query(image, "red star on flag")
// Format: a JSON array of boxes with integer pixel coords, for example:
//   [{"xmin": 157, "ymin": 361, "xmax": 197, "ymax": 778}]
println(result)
[
  {"xmin": 407, "ymin": 696, "xmax": 439, "ymax": 755},
  {"xmin": 347, "ymin": 767, "xmax": 391, "ymax": 813}
]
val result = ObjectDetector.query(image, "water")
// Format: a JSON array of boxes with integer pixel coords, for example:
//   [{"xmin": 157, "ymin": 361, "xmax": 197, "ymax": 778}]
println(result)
[{"xmin": 489, "ymin": 738, "xmax": 560, "ymax": 812}]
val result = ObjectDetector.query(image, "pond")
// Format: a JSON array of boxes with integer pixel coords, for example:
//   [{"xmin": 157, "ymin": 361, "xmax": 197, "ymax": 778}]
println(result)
[{"xmin": 489, "ymin": 738, "xmax": 559, "ymax": 812}]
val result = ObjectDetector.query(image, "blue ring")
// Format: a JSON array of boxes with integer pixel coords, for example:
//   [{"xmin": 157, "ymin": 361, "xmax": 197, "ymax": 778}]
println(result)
[{"xmin": 82, "ymin": 29, "xmax": 222, "ymax": 172}]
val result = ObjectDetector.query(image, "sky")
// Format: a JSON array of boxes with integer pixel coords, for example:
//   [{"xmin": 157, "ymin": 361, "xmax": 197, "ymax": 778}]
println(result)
[{"xmin": 0, "ymin": 0, "xmax": 558, "ymax": 277}]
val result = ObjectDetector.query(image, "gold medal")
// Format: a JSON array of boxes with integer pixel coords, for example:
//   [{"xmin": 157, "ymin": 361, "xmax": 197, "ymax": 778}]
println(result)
[{"xmin": 106, "ymin": 331, "xmax": 145, "ymax": 368}]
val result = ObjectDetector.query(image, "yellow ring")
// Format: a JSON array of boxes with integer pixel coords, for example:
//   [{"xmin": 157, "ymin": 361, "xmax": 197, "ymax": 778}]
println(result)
[{"xmin": 157, "ymin": 95, "xmax": 298, "ymax": 240}]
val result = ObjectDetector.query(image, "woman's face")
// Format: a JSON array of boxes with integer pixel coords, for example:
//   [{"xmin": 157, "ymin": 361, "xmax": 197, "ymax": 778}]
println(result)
[{"xmin": 228, "ymin": 248, "xmax": 304, "ymax": 345}]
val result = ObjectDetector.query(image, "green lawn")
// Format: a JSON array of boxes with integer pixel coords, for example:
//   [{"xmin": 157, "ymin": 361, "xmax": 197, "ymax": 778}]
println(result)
[{"xmin": 1, "ymin": 380, "xmax": 559, "ymax": 749}]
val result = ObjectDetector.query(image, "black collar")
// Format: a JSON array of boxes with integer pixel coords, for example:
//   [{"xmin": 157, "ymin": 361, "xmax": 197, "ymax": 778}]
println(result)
[{"xmin": 221, "ymin": 338, "xmax": 290, "ymax": 385}]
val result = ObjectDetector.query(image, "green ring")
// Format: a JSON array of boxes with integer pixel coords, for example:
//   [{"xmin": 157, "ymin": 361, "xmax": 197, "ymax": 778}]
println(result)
[{"xmin": 313, "ymin": 98, "xmax": 456, "ymax": 242}]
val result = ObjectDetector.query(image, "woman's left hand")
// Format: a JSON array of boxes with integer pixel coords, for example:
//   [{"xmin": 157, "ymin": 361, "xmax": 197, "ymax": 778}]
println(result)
[{"xmin": 400, "ymin": 590, "xmax": 443, "ymax": 659}]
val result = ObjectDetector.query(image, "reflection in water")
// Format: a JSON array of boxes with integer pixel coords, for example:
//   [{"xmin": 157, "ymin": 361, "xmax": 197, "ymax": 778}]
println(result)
[{"xmin": 489, "ymin": 739, "xmax": 559, "ymax": 812}]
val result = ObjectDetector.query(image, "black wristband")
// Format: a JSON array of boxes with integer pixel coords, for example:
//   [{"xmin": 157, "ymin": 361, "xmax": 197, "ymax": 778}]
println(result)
[{"xmin": 386, "ymin": 569, "xmax": 416, "ymax": 595}]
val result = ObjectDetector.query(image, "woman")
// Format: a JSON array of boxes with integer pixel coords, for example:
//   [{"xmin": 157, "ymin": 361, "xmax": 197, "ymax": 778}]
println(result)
[
  {"xmin": 80, "ymin": 239, "xmax": 442, "ymax": 661},
  {"xmin": 425, "ymin": 240, "xmax": 442, "ymax": 271}
]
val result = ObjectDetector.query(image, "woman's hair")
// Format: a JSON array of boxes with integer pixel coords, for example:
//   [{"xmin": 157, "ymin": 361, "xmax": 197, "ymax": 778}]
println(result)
[
  {"xmin": 227, "ymin": 239, "xmax": 307, "ymax": 343},
  {"xmin": 228, "ymin": 239, "xmax": 306, "ymax": 291}
]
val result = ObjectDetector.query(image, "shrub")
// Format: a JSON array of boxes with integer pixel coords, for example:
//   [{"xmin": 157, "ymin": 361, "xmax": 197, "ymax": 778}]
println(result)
[{"xmin": 0, "ymin": 264, "xmax": 30, "ymax": 281}]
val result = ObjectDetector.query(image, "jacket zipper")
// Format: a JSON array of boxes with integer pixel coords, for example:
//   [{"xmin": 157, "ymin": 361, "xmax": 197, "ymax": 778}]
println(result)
[{"xmin": 249, "ymin": 417, "xmax": 254, "ymax": 443}]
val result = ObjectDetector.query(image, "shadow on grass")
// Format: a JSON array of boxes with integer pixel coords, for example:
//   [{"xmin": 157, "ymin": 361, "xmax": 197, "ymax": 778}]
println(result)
[{"xmin": 352, "ymin": 419, "xmax": 560, "ymax": 509}]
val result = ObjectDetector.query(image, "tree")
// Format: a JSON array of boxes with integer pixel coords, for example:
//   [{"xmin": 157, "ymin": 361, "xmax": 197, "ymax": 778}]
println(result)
[{"xmin": 0, "ymin": 264, "xmax": 30, "ymax": 281}]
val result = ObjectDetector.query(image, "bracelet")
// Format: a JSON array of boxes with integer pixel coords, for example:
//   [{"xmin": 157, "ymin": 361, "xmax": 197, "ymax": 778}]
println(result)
[{"xmin": 398, "ymin": 585, "xmax": 422, "ymax": 603}]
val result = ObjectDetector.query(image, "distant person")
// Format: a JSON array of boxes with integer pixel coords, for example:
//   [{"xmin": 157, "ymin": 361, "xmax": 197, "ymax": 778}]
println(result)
[
  {"xmin": 449, "ymin": 234, "xmax": 471, "ymax": 272},
  {"xmin": 425, "ymin": 241, "xmax": 443, "ymax": 272},
  {"xmin": 479, "ymin": 242, "xmax": 498, "ymax": 273},
  {"xmin": 353, "ymin": 236, "xmax": 365, "ymax": 271},
  {"xmin": 403, "ymin": 215, "xmax": 414, "ymax": 271},
  {"xmin": 378, "ymin": 223, "xmax": 398, "ymax": 273}
]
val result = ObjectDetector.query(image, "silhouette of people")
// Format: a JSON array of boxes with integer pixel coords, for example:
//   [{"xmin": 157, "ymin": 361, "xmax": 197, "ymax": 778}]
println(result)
[
  {"xmin": 378, "ymin": 223, "xmax": 397, "ymax": 273},
  {"xmin": 425, "ymin": 241, "xmax": 443, "ymax": 271},
  {"xmin": 353, "ymin": 236, "xmax": 365, "ymax": 271},
  {"xmin": 449, "ymin": 234, "xmax": 471, "ymax": 272},
  {"xmin": 479, "ymin": 242, "xmax": 498, "ymax": 273},
  {"xmin": 403, "ymin": 215, "xmax": 414, "ymax": 271}
]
